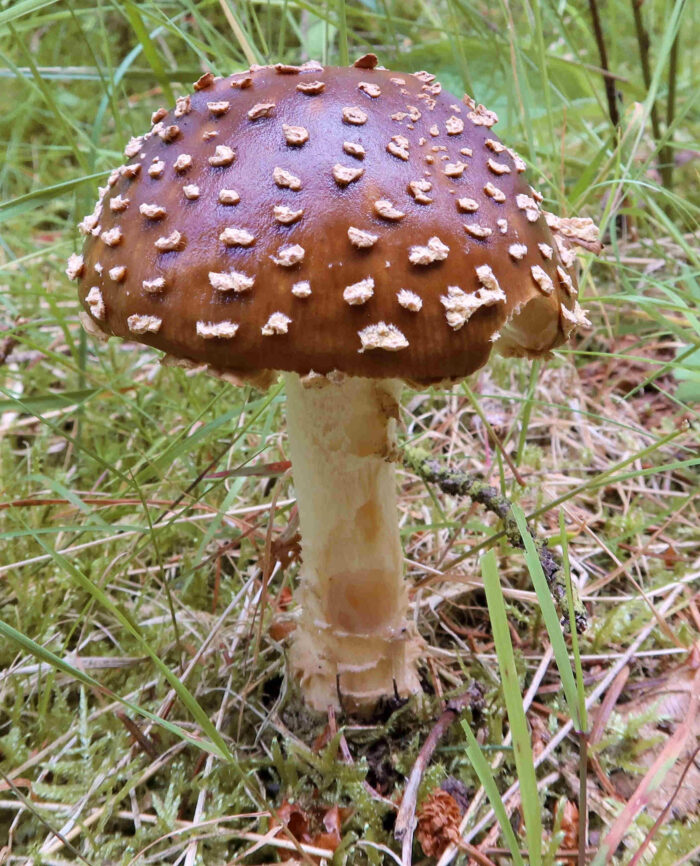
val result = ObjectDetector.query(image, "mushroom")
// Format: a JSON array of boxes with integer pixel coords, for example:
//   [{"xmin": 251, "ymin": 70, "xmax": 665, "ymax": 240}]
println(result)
[{"xmin": 69, "ymin": 55, "xmax": 597, "ymax": 712}]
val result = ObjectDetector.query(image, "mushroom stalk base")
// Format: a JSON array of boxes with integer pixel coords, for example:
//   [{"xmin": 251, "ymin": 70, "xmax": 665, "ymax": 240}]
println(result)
[{"xmin": 283, "ymin": 372, "xmax": 421, "ymax": 712}]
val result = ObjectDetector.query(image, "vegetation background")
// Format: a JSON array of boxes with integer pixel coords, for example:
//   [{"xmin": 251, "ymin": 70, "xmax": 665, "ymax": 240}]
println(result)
[{"xmin": 0, "ymin": 0, "xmax": 698, "ymax": 863}]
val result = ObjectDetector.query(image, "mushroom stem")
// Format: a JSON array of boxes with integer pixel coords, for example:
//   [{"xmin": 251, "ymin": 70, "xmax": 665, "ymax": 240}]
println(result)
[{"xmin": 283, "ymin": 372, "xmax": 421, "ymax": 712}]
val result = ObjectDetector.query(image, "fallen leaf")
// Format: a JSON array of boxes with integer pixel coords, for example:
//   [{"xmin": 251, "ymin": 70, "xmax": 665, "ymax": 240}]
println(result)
[
  {"xmin": 594, "ymin": 655, "xmax": 700, "ymax": 863},
  {"xmin": 274, "ymin": 799, "xmax": 350, "ymax": 863},
  {"xmin": 607, "ymin": 657, "xmax": 700, "ymax": 819},
  {"xmin": 276, "ymin": 799, "xmax": 310, "ymax": 843}
]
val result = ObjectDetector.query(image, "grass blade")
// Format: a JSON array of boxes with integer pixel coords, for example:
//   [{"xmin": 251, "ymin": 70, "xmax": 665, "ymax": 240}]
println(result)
[
  {"xmin": 0, "ymin": 618, "xmax": 225, "ymax": 758},
  {"xmin": 512, "ymin": 505, "xmax": 582, "ymax": 729},
  {"xmin": 460, "ymin": 718, "xmax": 526, "ymax": 866},
  {"xmin": 0, "ymin": 174, "xmax": 107, "ymax": 224},
  {"xmin": 481, "ymin": 548, "xmax": 542, "ymax": 864},
  {"xmin": 0, "ymin": 0, "xmax": 60, "ymax": 28},
  {"xmin": 122, "ymin": 1, "xmax": 174, "ymax": 105},
  {"xmin": 25, "ymin": 529, "xmax": 235, "ymax": 762},
  {"xmin": 0, "ymin": 387, "xmax": 98, "ymax": 414}
]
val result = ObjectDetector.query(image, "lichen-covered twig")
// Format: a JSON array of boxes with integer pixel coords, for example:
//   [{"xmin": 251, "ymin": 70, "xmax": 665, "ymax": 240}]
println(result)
[
  {"xmin": 394, "ymin": 684, "xmax": 485, "ymax": 864},
  {"xmin": 401, "ymin": 446, "xmax": 587, "ymax": 634}
]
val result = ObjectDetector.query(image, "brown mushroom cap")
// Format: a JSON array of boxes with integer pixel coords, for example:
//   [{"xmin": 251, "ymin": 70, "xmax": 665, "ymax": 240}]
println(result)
[{"xmin": 71, "ymin": 58, "xmax": 592, "ymax": 384}]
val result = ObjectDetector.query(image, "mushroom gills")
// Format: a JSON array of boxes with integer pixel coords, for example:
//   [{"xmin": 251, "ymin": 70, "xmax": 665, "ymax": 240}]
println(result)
[{"xmin": 494, "ymin": 293, "xmax": 564, "ymax": 358}]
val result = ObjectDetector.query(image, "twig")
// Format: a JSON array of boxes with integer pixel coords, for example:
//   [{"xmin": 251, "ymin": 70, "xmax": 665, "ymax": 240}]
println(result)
[
  {"xmin": 401, "ymin": 446, "xmax": 588, "ymax": 634},
  {"xmin": 0, "ymin": 333, "xmax": 19, "ymax": 366},
  {"xmin": 394, "ymin": 684, "xmax": 484, "ymax": 865},
  {"xmin": 484, "ymin": 847, "xmax": 597, "ymax": 860},
  {"xmin": 0, "ymin": 317, "xmax": 25, "ymax": 367},
  {"xmin": 631, "ymin": 0, "xmax": 676, "ymax": 190},
  {"xmin": 660, "ymin": 30, "xmax": 680, "ymax": 190},
  {"xmin": 253, "ymin": 475, "xmax": 288, "ymax": 666},
  {"xmin": 630, "ymin": 0, "xmax": 660, "ymax": 139},
  {"xmin": 115, "ymin": 711, "xmax": 159, "ymax": 759},
  {"xmin": 587, "ymin": 0, "xmax": 619, "ymax": 126},
  {"xmin": 456, "ymin": 842, "xmax": 498, "ymax": 866}
]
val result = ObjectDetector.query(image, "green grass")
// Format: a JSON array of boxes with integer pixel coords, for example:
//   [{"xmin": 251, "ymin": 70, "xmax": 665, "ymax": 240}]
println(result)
[{"xmin": 1, "ymin": 1, "xmax": 699, "ymax": 863}]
